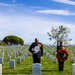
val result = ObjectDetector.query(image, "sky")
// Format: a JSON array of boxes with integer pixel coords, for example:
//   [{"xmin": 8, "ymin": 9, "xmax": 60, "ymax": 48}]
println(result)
[{"xmin": 0, "ymin": 0, "xmax": 75, "ymax": 45}]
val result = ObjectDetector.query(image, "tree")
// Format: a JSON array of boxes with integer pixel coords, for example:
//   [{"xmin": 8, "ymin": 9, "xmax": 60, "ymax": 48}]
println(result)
[
  {"xmin": 0, "ymin": 41, "xmax": 7, "ymax": 46},
  {"xmin": 3, "ymin": 35, "xmax": 24, "ymax": 45},
  {"xmin": 47, "ymin": 25, "xmax": 72, "ymax": 47}
]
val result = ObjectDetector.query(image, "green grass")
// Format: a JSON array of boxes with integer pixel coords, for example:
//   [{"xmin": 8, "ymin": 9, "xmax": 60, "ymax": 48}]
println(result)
[
  {"xmin": 2, "ymin": 55, "xmax": 32, "ymax": 75},
  {"xmin": 1, "ymin": 45, "xmax": 73, "ymax": 75},
  {"xmin": 42, "ymin": 56, "xmax": 72, "ymax": 75},
  {"xmin": 2, "ymin": 54, "xmax": 72, "ymax": 75}
]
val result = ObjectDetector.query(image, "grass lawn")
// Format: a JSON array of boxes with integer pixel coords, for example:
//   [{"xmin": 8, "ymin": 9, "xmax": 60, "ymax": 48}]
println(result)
[{"xmin": 2, "ymin": 54, "xmax": 72, "ymax": 75}]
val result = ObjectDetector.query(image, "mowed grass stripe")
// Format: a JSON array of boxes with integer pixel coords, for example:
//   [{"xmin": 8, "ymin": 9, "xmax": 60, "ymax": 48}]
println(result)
[{"xmin": 2, "ymin": 52, "xmax": 72, "ymax": 75}]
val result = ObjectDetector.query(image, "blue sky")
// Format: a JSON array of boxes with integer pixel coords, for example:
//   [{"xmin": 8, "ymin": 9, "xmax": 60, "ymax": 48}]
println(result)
[{"xmin": 0, "ymin": 0, "xmax": 75, "ymax": 45}]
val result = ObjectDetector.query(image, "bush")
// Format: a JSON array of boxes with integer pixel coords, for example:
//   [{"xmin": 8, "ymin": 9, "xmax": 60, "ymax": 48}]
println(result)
[
  {"xmin": 0, "ymin": 41, "xmax": 7, "ymax": 46},
  {"xmin": 3, "ymin": 35, "xmax": 24, "ymax": 45}
]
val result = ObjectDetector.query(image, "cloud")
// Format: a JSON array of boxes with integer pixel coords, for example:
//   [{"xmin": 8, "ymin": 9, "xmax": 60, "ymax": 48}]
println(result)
[
  {"xmin": 0, "ymin": 13, "xmax": 75, "ymax": 44},
  {"xmin": 53, "ymin": 0, "xmax": 75, "ymax": 6},
  {"xmin": 0, "ymin": 2, "xmax": 16, "ymax": 6},
  {"xmin": 30, "ymin": 6, "xmax": 42, "ymax": 9},
  {"xmin": 30, "ymin": 6, "xmax": 46, "ymax": 10},
  {"xmin": 0, "ymin": 2, "xmax": 23, "ymax": 7},
  {"xmin": 0, "ymin": 14, "xmax": 51, "ymax": 43},
  {"xmin": 36, "ymin": 9, "xmax": 75, "ymax": 16},
  {"xmin": 0, "ymin": 3, "xmax": 75, "ymax": 44}
]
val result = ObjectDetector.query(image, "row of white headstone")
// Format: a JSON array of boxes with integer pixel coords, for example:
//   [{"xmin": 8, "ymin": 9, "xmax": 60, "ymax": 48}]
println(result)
[
  {"xmin": 32, "ymin": 63, "xmax": 75, "ymax": 75},
  {"xmin": 69, "ymin": 50, "xmax": 75, "ymax": 63},
  {"xmin": 44, "ymin": 46, "xmax": 75, "ymax": 64},
  {"xmin": 5, "ymin": 46, "xmax": 29, "ymax": 59},
  {"xmin": 44, "ymin": 51, "xmax": 57, "ymax": 63},
  {"xmin": 0, "ymin": 62, "xmax": 74, "ymax": 75},
  {"xmin": 44, "ymin": 46, "xmax": 75, "ymax": 75},
  {"xmin": 0, "ymin": 46, "xmax": 75, "ymax": 75},
  {"xmin": 9, "ymin": 52, "xmax": 30, "ymax": 69},
  {"xmin": 0, "ymin": 63, "xmax": 40, "ymax": 75},
  {"xmin": 44, "ymin": 46, "xmax": 56, "ymax": 54}
]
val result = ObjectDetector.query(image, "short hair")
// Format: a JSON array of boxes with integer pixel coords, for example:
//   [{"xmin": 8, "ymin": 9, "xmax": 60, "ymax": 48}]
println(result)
[
  {"xmin": 60, "ymin": 41, "xmax": 62, "ymax": 43},
  {"xmin": 35, "ymin": 38, "xmax": 39, "ymax": 41}
]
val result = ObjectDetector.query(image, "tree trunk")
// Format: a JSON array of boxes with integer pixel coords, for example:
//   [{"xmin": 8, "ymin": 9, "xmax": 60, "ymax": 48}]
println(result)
[{"xmin": 57, "ymin": 41, "xmax": 59, "ymax": 52}]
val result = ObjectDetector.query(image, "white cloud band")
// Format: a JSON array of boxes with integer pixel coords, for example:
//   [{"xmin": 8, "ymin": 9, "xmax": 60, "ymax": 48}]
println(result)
[
  {"xmin": 53, "ymin": 0, "xmax": 75, "ymax": 6},
  {"xmin": 36, "ymin": 9, "xmax": 75, "ymax": 16}
]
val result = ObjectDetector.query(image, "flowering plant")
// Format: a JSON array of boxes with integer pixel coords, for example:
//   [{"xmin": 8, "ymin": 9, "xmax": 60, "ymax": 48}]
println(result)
[{"xmin": 56, "ymin": 47, "xmax": 69, "ymax": 61}]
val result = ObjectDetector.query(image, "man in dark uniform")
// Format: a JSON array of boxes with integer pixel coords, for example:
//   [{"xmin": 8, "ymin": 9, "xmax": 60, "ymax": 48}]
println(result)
[
  {"xmin": 29, "ymin": 38, "xmax": 43, "ymax": 63},
  {"xmin": 57, "ymin": 42, "xmax": 64, "ymax": 71}
]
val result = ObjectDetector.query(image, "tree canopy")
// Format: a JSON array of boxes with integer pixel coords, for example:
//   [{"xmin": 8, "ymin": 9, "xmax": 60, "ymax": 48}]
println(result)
[
  {"xmin": 3, "ymin": 35, "xmax": 24, "ymax": 45},
  {"xmin": 47, "ymin": 25, "xmax": 72, "ymax": 45}
]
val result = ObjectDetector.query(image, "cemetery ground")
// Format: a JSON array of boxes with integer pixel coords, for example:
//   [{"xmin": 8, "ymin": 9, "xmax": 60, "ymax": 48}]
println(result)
[{"xmin": 1, "ymin": 46, "xmax": 73, "ymax": 75}]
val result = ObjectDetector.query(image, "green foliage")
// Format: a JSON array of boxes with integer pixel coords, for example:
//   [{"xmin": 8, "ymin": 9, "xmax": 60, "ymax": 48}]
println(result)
[
  {"xmin": 3, "ymin": 35, "xmax": 24, "ymax": 45},
  {"xmin": 0, "ymin": 41, "xmax": 7, "ymax": 46},
  {"xmin": 47, "ymin": 25, "xmax": 71, "ymax": 44}
]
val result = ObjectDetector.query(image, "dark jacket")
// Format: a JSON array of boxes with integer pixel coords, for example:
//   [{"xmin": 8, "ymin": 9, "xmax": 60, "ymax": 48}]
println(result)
[{"xmin": 29, "ymin": 42, "xmax": 43, "ymax": 58}]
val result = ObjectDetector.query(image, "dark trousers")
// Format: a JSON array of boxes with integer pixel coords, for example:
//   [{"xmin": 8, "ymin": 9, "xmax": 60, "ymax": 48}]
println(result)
[
  {"xmin": 58, "ymin": 60, "xmax": 64, "ymax": 71},
  {"xmin": 33, "ymin": 54, "xmax": 41, "ymax": 63}
]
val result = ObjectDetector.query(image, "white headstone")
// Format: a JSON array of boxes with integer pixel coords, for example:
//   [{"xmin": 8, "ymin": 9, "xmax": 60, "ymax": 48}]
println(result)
[
  {"xmin": 0, "ymin": 64, "xmax": 2, "ymax": 75},
  {"xmin": 43, "ymin": 51, "xmax": 46, "ymax": 55},
  {"xmin": 32, "ymin": 63, "xmax": 41, "ymax": 75},
  {"xmin": 9, "ymin": 60, "xmax": 15, "ymax": 69},
  {"xmin": 50, "ymin": 55, "xmax": 53, "ymax": 60},
  {"xmin": 17, "ymin": 57, "xmax": 21, "ymax": 64},
  {"xmin": 0, "ymin": 58, "xmax": 3, "ymax": 64},
  {"xmin": 72, "ymin": 63, "xmax": 75, "ymax": 75},
  {"xmin": 21, "ymin": 55, "xmax": 25, "ymax": 61},
  {"xmin": 71, "ymin": 57, "xmax": 75, "ymax": 63},
  {"xmin": 16, "ymin": 52, "xmax": 19, "ymax": 57},
  {"xmin": 2, "ymin": 51, "xmax": 4, "ymax": 57},
  {"xmin": 46, "ymin": 53, "xmax": 50, "ymax": 58},
  {"xmin": 53, "ymin": 57, "xmax": 57, "ymax": 63},
  {"xmin": 70, "ymin": 53, "xmax": 73, "ymax": 57},
  {"xmin": 12, "ymin": 54, "xmax": 16, "ymax": 58},
  {"xmin": 7, "ymin": 56, "xmax": 11, "ymax": 61}
]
